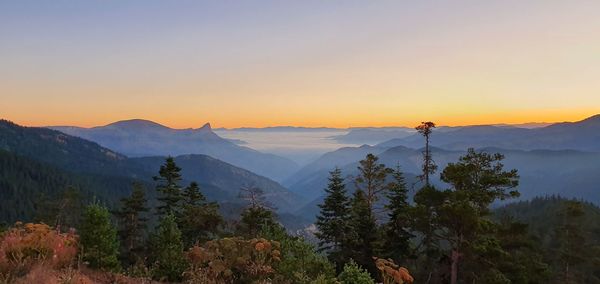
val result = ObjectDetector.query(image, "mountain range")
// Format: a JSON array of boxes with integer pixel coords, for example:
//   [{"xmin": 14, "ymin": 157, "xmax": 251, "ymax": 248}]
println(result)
[
  {"xmin": 0, "ymin": 120, "xmax": 304, "ymax": 223},
  {"xmin": 378, "ymin": 115, "xmax": 600, "ymax": 152},
  {"xmin": 51, "ymin": 119, "xmax": 299, "ymax": 181}
]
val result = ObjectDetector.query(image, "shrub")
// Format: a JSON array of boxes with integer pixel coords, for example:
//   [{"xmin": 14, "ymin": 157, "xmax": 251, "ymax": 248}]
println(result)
[
  {"xmin": 0, "ymin": 222, "xmax": 78, "ymax": 278},
  {"xmin": 338, "ymin": 260, "xmax": 375, "ymax": 284},
  {"xmin": 374, "ymin": 257, "xmax": 413, "ymax": 284},
  {"xmin": 185, "ymin": 237, "xmax": 281, "ymax": 283}
]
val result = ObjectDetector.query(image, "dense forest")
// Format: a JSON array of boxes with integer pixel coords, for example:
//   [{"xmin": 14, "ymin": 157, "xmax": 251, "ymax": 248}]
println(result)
[{"xmin": 1, "ymin": 122, "xmax": 600, "ymax": 283}]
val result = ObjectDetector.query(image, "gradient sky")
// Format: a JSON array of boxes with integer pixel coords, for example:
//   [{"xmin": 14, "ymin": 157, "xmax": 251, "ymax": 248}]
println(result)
[{"xmin": 1, "ymin": 0, "xmax": 599, "ymax": 128}]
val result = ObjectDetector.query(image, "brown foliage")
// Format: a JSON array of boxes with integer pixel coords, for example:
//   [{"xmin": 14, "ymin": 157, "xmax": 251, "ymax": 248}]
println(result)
[
  {"xmin": 0, "ymin": 222, "xmax": 78, "ymax": 277},
  {"xmin": 374, "ymin": 257, "xmax": 414, "ymax": 284},
  {"xmin": 185, "ymin": 237, "xmax": 281, "ymax": 283}
]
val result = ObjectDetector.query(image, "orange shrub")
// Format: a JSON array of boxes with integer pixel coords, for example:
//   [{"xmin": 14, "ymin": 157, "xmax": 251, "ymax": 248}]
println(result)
[
  {"xmin": 0, "ymin": 222, "xmax": 78, "ymax": 276},
  {"xmin": 374, "ymin": 257, "xmax": 414, "ymax": 284},
  {"xmin": 185, "ymin": 237, "xmax": 281, "ymax": 283}
]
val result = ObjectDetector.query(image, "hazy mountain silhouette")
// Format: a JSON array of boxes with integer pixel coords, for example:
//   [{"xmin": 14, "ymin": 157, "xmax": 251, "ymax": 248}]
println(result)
[
  {"xmin": 378, "ymin": 114, "xmax": 600, "ymax": 151},
  {"xmin": 288, "ymin": 143, "xmax": 600, "ymax": 220},
  {"xmin": 51, "ymin": 119, "xmax": 299, "ymax": 181},
  {"xmin": 0, "ymin": 119, "xmax": 305, "ymax": 214}
]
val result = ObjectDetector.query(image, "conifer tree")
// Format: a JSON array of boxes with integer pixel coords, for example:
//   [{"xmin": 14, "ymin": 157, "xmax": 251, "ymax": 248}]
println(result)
[
  {"xmin": 315, "ymin": 167, "xmax": 352, "ymax": 270},
  {"xmin": 415, "ymin": 121, "xmax": 437, "ymax": 186},
  {"xmin": 236, "ymin": 187, "xmax": 277, "ymax": 238},
  {"xmin": 114, "ymin": 183, "xmax": 149, "ymax": 266},
  {"xmin": 347, "ymin": 189, "xmax": 379, "ymax": 278},
  {"xmin": 354, "ymin": 154, "xmax": 392, "ymax": 212},
  {"xmin": 80, "ymin": 203, "xmax": 121, "ymax": 271},
  {"xmin": 438, "ymin": 149, "xmax": 519, "ymax": 284},
  {"xmin": 152, "ymin": 213, "xmax": 187, "ymax": 282},
  {"xmin": 552, "ymin": 201, "xmax": 587, "ymax": 283},
  {"xmin": 382, "ymin": 166, "xmax": 412, "ymax": 263},
  {"xmin": 179, "ymin": 181, "xmax": 222, "ymax": 246},
  {"xmin": 154, "ymin": 157, "xmax": 183, "ymax": 217}
]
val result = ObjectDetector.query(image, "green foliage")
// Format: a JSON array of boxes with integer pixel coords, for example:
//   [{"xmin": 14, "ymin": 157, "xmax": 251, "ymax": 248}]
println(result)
[
  {"xmin": 346, "ymin": 190, "xmax": 378, "ymax": 277},
  {"xmin": 382, "ymin": 167, "xmax": 412, "ymax": 263},
  {"xmin": 179, "ymin": 182, "xmax": 222, "ymax": 247},
  {"xmin": 154, "ymin": 157, "xmax": 183, "ymax": 217},
  {"xmin": 354, "ymin": 153, "xmax": 392, "ymax": 210},
  {"xmin": 79, "ymin": 203, "xmax": 120, "ymax": 271},
  {"xmin": 237, "ymin": 188, "xmax": 278, "ymax": 239},
  {"xmin": 338, "ymin": 260, "xmax": 375, "ymax": 284},
  {"xmin": 151, "ymin": 213, "xmax": 187, "ymax": 282},
  {"xmin": 550, "ymin": 201, "xmax": 600, "ymax": 283},
  {"xmin": 315, "ymin": 167, "xmax": 351, "ymax": 270},
  {"xmin": 114, "ymin": 183, "xmax": 149, "ymax": 266},
  {"xmin": 262, "ymin": 225, "xmax": 337, "ymax": 283}
]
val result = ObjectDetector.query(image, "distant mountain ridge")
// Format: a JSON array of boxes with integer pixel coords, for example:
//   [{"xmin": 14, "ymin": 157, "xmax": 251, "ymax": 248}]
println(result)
[
  {"xmin": 377, "ymin": 114, "xmax": 600, "ymax": 152},
  {"xmin": 51, "ymin": 119, "xmax": 299, "ymax": 181},
  {"xmin": 288, "ymin": 142, "xmax": 600, "ymax": 220}
]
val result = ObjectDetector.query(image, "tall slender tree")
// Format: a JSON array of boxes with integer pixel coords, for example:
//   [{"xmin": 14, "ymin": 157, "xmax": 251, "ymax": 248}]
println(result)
[
  {"xmin": 354, "ymin": 154, "xmax": 392, "ymax": 213},
  {"xmin": 382, "ymin": 166, "xmax": 412, "ymax": 263},
  {"xmin": 154, "ymin": 157, "xmax": 183, "ymax": 217},
  {"xmin": 552, "ymin": 201, "xmax": 587, "ymax": 283},
  {"xmin": 114, "ymin": 183, "xmax": 149, "ymax": 266},
  {"xmin": 347, "ymin": 189, "xmax": 379, "ymax": 278},
  {"xmin": 415, "ymin": 121, "xmax": 436, "ymax": 186},
  {"xmin": 315, "ymin": 168, "xmax": 352, "ymax": 270}
]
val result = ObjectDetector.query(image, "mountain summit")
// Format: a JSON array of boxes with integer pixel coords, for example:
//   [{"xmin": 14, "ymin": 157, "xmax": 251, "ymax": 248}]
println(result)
[{"xmin": 51, "ymin": 119, "xmax": 298, "ymax": 181}]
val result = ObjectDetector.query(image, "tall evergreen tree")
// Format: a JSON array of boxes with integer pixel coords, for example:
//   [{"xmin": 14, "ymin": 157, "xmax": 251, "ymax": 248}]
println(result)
[
  {"xmin": 179, "ymin": 181, "xmax": 222, "ymax": 246},
  {"xmin": 315, "ymin": 168, "xmax": 352, "ymax": 270},
  {"xmin": 552, "ymin": 201, "xmax": 589, "ymax": 283},
  {"xmin": 80, "ymin": 203, "xmax": 121, "ymax": 271},
  {"xmin": 354, "ymin": 154, "xmax": 392, "ymax": 213},
  {"xmin": 114, "ymin": 183, "xmax": 149, "ymax": 266},
  {"xmin": 415, "ymin": 121, "xmax": 436, "ymax": 186},
  {"xmin": 152, "ymin": 213, "xmax": 187, "ymax": 282},
  {"xmin": 382, "ymin": 166, "xmax": 412, "ymax": 263},
  {"xmin": 347, "ymin": 189, "xmax": 379, "ymax": 278},
  {"xmin": 438, "ymin": 149, "xmax": 519, "ymax": 284},
  {"xmin": 154, "ymin": 157, "xmax": 183, "ymax": 217}
]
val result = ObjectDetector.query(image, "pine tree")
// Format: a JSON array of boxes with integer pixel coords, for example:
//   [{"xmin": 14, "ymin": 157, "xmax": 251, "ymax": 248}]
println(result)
[
  {"xmin": 438, "ymin": 149, "xmax": 520, "ymax": 284},
  {"xmin": 347, "ymin": 189, "xmax": 379, "ymax": 278},
  {"xmin": 237, "ymin": 205, "xmax": 277, "ymax": 238},
  {"xmin": 354, "ymin": 154, "xmax": 392, "ymax": 212},
  {"xmin": 79, "ymin": 203, "xmax": 121, "ymax": 271},
  {"xmin": 415, "ymin": 121, "xmax": 437, "ymax": 186},
  {"xmin": 382, "ymin": 166, "xmax": 412, "ymax": 263},
  {"xmin": 114, "ymin": 183, "xmax": 149, "ymax": 266},
  {"xmin": 152, "ymin": 213, "xmax": 187, "ymax": 282},
  {"xmin": 179, "ymin": 182, "xmax": 222, "ymax": 246},
  {"xmin": 315, "ymin": 168, "xmax": 352, "ymax": 270},
  {"xmin": 552, "ymin": 201, "xmax": 587, "ymax": 283},
  {"xmin": 154, "ymin": 157, "xmax": 183, "ymax": 217}
]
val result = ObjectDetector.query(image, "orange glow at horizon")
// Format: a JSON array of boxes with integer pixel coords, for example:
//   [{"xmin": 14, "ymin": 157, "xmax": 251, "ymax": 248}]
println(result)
[
  {"xmin": 9, "ymin": 108, "xmax": 599, "ymax": 130},
  {"xmin": 2, "ymin": 1, "xmax": 600, "ymax": 129}
]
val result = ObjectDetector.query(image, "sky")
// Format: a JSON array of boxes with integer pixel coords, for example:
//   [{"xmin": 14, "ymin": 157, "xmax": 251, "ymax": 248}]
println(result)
[{"xmin": 1, "ymin": 0, "xmax": 599, "ymax": 129}]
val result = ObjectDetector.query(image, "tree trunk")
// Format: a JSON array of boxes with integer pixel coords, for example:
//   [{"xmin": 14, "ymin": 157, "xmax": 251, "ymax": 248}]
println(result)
[{"xmin": 451, "ymin": 249, "xmax": 460, "ymax": 284}]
